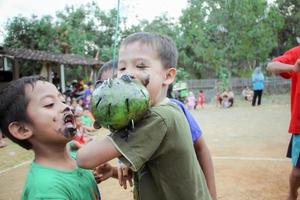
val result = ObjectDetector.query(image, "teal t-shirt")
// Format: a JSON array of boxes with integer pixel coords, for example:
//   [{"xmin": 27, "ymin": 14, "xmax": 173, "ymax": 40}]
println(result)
[
  {"xmin": 22, "ymin": 162, "xmax": 101, "ymax": 200},
  {"xmin": 81, "ymin": 115, "xmax": 93, "ymax": 127}
]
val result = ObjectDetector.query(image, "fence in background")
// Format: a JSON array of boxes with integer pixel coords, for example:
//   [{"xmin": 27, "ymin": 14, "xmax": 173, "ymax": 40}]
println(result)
[{"xmin": 185, "ymin": 76, "xmax": 290, "ymax": 102}]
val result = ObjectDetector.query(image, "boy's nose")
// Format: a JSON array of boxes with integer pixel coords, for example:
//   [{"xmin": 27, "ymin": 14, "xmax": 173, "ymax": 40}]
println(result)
[
  {"xmin": 62, "ymin": 105, "xmax": 72, "ymax": 113},
  {"xmin": 128, "ymin": 75, "xmax": 135, "ymax": 79},
  {"xmin": 121, "ymin": 72, "xmax": 135, "ymax": 80}
]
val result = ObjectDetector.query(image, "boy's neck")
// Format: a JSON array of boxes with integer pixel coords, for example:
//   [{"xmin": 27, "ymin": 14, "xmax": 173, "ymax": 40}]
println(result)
[
  {"xmin": 33, "ymin": 144, "xmax": 77, "ymax": 170},
  {"xmin": 157, "ymin": 97, "xmax": 170, "ymax": 105},
  {"xmin": 152, "ymin": 86, "xmax": 169, "ymax": 106}
]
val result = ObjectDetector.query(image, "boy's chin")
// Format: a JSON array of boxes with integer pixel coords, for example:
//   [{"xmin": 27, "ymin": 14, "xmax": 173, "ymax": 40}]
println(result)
[{"xmin": 63, "ymin": 124, "xmax": 77, "ymax": 139}]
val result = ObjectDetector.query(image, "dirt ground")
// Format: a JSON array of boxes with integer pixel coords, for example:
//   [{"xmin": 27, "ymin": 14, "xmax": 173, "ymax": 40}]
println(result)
[{"xmin": 0, "ymin": 95, "xmax": 293, "ymax": 200}]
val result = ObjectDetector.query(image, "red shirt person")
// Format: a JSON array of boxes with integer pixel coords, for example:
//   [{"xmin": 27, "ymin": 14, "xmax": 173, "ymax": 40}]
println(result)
[
  {"xmin": 267, "ymin": 45, "xmax": 300, "ymax": 200},
  {"xmin": 272, "ymin": 46, "xmax": 300, "ymax": 133}
]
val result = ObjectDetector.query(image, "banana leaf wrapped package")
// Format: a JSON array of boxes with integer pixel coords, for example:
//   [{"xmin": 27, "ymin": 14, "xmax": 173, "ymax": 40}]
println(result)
[{"xmin": 91, "ymin": 75, "xmax": 150, "ymax": 131}]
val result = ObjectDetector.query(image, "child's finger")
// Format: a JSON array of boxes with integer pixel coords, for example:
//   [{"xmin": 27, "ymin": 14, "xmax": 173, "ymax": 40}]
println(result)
[
  {"xmin": 128, "ymin": 178, "xmax": 133, "ymax": 187},
  {"xmin": 122, "ymin": 179, "xmax": 127, "ymax": 189},
  {"xmin": 117, "ymin": 166, "xmax": 123, "ymax": 186},
  {"xmin": 122, "ymin": 166, "xmax": 129, "ymax": 177}
]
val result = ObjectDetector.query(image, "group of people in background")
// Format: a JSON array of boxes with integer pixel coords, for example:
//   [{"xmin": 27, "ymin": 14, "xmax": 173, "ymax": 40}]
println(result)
[{"xmin": 185, "ymin": 90, "xmax": 205, "ymax": 110}]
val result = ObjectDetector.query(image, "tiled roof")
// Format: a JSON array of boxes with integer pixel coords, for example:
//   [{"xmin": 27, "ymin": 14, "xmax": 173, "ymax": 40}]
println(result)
[{"xmin": 0, "ymin": 47, "xmax": 104, "ymax": 66}]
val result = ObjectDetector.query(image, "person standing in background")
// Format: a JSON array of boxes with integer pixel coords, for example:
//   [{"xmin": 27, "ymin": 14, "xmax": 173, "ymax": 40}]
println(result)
[
  {"xmin": 186, "ymin": 91, "xmax": 197, "ymax": 110},
  {"xmin": 198, "ymin": 90, "xmax": 205, "ymax": 109},
  {"xmin": 251, "ymin": 67, "xmax": 265, "ymax": 106}
]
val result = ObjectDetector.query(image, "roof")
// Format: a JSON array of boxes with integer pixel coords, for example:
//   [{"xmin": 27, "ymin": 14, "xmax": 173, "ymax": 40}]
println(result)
[{"xmin": 0, "ymin": 47, "xmax": 104, "ymax": 66}]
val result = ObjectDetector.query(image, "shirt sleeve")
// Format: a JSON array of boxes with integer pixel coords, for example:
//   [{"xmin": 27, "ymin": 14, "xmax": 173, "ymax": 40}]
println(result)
[
  {"xmin": 108, "ymin": 111, "xmax": 167, "ymax": 171},
  {"xmin": 272, "ymin": 53, "xmax": 295, "ymax": 79},
  {"xmin": 170, "ymin": 99, "xmax": 202, "ymax": 142}
]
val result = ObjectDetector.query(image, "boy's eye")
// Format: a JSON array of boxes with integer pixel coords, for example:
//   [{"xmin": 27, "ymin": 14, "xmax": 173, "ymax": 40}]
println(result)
[
  {"xmin": 44, "ymin": 103, "xmax": 54, "ymax": 108},
  {"xmin": 136, "ymin": 65, "xmax": 147, "ymax": 69},
  {"xmin": 118, "ymin": 67, "xmax": 126, "ymax": 71}
]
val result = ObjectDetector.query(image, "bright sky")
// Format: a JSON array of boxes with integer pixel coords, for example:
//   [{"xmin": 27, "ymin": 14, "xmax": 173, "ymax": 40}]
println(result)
[{"xmin": 0, "ymin": 0, "xmax": 188, "ymax": 44}]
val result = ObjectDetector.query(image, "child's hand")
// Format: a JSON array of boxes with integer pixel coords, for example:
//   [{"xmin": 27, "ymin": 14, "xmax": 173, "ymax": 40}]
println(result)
[
  {"xmin": 117, "ymin": 163, "xmax": 133, "ymax": 189},
  {"xmin": 93, "ymin": 163, "xmax": 115, "ymax": 183},
  {"xmin": 294, "ymin": 59, "xmax": 300, "ymax": 72}
]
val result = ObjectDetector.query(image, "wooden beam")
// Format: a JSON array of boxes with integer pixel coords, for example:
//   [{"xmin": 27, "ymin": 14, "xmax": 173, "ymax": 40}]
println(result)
[
  {"xmin": 12, "ymin": 59, "xmax": 20, "ymax": 79},
  {"xmin": 60, "ymin": 64, "xmax": 66, "ymax": 93}
]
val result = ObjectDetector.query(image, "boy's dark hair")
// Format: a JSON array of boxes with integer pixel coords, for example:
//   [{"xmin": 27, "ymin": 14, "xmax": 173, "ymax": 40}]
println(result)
[
  {"xmin": 97, "ymin": 59, "xmax": 118, "ymax": 81},
  {"xmin": 0, "ymin": 76, "xmax": 46, "ymax": 150},
  {"xmin": 121, "ymin": 32, "xmax": 178, "ymax": 69},
  {"xmin": 167, "ymin": 84, "xmax": 174, "ymax": 98}
]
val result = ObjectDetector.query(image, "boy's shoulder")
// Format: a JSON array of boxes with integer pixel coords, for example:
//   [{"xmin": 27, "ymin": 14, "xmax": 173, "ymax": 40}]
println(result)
[
  {"xmin": 149, "ymin": 99, "xmax": 182, "ymax": 120},
  {"xmin": 22, "ymin": 162, "xmax": 96, "ymax": 199},
  {"xmin": 145, "ymin": 99, "xmax": 190, "ymax": 132},
  {"xmin": 25, "ymin": 162, "xmax": 94, "ymax": 187}
]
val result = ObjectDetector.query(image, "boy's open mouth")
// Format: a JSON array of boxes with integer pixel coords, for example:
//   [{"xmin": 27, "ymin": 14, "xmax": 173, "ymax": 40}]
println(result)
[
  {"xmin": 63, "ymin": 112, "xmax": 76, "ymax": 139},
  {"xmin": 63, "ymin": 112, "xmax": 74, "ymax": 126}
]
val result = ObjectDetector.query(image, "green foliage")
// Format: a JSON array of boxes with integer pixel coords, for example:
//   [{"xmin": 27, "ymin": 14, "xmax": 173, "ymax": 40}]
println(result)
[
  {"xmin": 2, "ymin": 0, "xmax": 297, "ymax": 81},
  {"xmin": 180, "ymin": 0, "xmax": 284, "ymax": 79},
  {"xmin": 218, "ymin": 67, "xmax": 230, "ymax": 90},
  {"xmin": 176, "ymin": 67, "xmax": 191, "ymax": 81},
  {"xmin": 275, "ymin": 0, "xmax": 300, "ymax": 53},
  {"xmin": 4, "ymin": 15, "xmax": 58, "ymax": 51}
]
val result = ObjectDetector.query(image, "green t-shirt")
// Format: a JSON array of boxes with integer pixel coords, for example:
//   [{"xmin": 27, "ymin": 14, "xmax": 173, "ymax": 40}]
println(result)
[
  {"xmin": 81, "ymin": 115, "xmax": 93, "ymax": 127},
  {"xmin": 22, "ymin": 162, "xmax": 101, "ymax": 200},
  {"xmin": 109, "ymin": 99, "xmax": 211, "ymax": 200}
]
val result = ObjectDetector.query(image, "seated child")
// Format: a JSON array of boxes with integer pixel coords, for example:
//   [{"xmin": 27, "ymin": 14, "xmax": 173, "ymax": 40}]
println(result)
[
  {"xmin": 221, "ymin": 88, "xmax": 234, "ymax": 108},
  {"xmin": 0, "ymin": 76, "xmax": 100, "ymax": 200},
  {"xmin": 77, "ymin": 32, "xmax": 211, "ymax": 200},
  {"xmin": 241, "ymin": 86, "xmax": 253, "ymax": 101}
]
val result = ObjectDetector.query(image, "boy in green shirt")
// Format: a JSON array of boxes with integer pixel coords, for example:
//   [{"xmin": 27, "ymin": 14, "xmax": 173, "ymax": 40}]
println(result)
[
  {"xmin": 0, "ymin": 76, "xmax": 100, "ymax": 200},
  {"xmin": 77, "ymin": 32, "xmax": 211, "ymax": 200}
]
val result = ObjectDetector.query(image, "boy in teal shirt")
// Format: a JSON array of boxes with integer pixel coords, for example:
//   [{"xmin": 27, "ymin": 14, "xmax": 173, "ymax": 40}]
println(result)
[{"xmin": 0, "ymin": 76, "xmax": 100, "ymax": 200}]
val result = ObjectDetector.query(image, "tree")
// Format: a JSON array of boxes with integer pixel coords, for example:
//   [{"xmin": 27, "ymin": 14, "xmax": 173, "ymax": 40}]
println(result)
[
  {"xmin": 55, "ymin": 1, "xmax": 117, "ymax": 60},
  {"xmin": 3, "ymin": 1, "xmax": 120, "ymax": 79},
  {"xmin": 274, "ymin": 0, "xmax": 300, "ymax": 54},
  {"xmin": 4, "ymin": 15, "xmax": 58, "ymax": 51},
  {"xmin": 180, "ymin": 0, "xmax": 283, "ymax": 79}
]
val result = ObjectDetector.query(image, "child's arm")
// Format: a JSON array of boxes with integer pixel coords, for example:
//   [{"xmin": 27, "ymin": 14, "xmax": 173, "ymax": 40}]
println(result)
[
  {"xmin": 77, "ymin": 137, "xmax": 121, "ymax": 169},
  {"xmin": 194, "ymin": 136, "xmax": 217, "ymax": 200},
  {"xmin": 267, "ymin": 59, "xmax": 300, "ymax": 74}
]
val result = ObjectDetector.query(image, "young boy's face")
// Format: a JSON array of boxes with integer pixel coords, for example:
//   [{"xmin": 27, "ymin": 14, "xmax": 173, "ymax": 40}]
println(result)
[
  {"xmin": 118, "ymin": 41, "xmax": 173, "ymax": 105},
  {"xmin": 25, "ymin": 81, "xmax": 75, "ymax": 145}
]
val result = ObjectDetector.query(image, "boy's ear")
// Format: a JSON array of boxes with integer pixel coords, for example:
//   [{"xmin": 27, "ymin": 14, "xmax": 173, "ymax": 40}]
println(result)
[
  {"xmin": 8, "ymin": 122, "xmax": 33, "ymax": 140},
  {"xmin": 163, "ymin": 67, "xmax": 177, "ymax": 85}
]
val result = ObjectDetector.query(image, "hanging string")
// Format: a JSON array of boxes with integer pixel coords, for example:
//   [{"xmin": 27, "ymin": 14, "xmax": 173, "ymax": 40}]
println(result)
[{"xmin": 112, "ymin": 0, "xmax": 121, "ymax": 78}]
